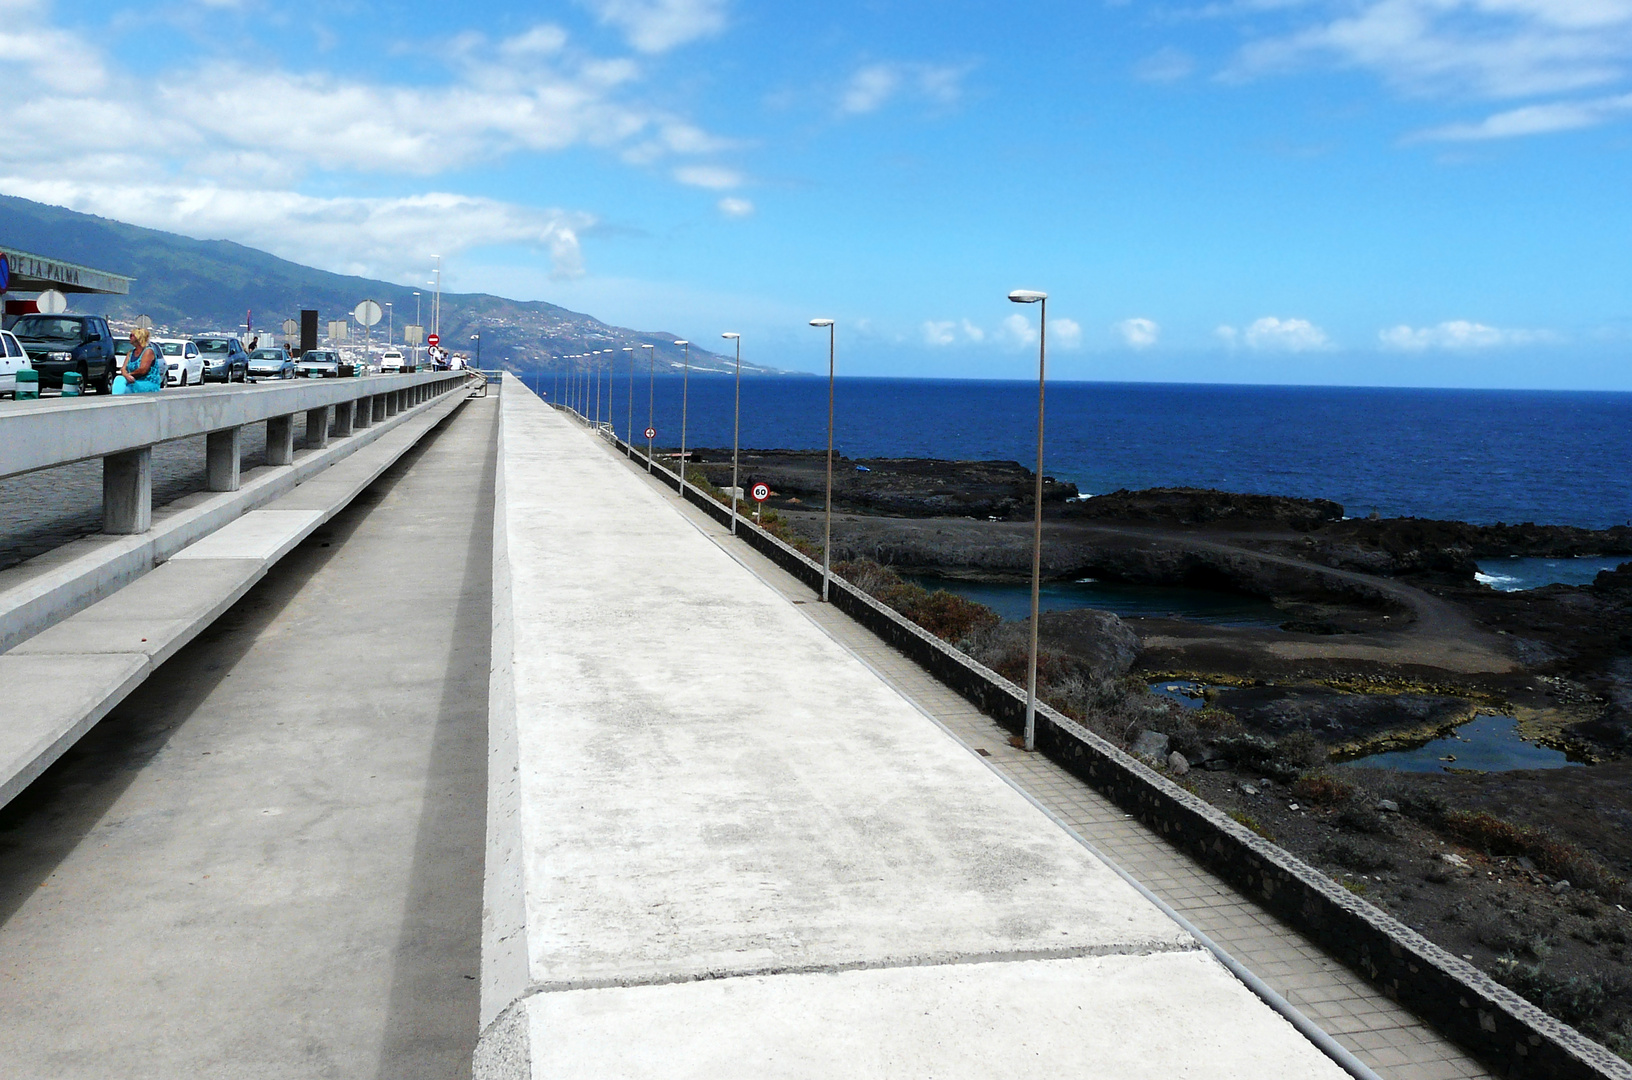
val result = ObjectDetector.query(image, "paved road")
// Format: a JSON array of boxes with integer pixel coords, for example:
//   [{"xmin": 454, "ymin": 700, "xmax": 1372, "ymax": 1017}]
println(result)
[{"xmin": 0, "ymin": 395, "xmax": 495, "ymax": 1078}]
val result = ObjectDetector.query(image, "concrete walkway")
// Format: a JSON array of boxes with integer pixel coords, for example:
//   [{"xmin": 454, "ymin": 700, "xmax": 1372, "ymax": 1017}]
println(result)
[
  {"xmin": 482, "ymin": 387, "xmax": 1353, "ymax": 1079},
  {"xmin": 0, "ymin": 395, "xmax": 496, "ymax": 1078},
  {"xmin": 587, "ymin": 403, "xmax": 1497, "ymax": 1080}
]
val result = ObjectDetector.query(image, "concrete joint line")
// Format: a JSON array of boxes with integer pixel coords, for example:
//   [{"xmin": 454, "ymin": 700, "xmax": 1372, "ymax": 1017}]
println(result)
[{"xmin": 510, "ymin": 940, "xmax": 1206, "ymax": 1001}]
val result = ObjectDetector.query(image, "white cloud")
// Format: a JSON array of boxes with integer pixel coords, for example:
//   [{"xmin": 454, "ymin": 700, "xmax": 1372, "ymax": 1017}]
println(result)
[
  {"xmin": 1053, "ymin": 317, "xmax": 1083, "ymax": 349},
  {"xmin": 1136, "ymin": 47, "xmax": 1195, "ymax": 83},
  {"xmin": 1116, "ymin": 317, "xmax": 1160, "ymax": 349},
  {"xmin": 674, "ymin": 164, "xmax": 742, "ymax": 189},
  {"xmin": 923, "ymin": 320, "xmax": 957, "ymax": 346},
  {"xmin": 960, "ymin": 318, "xmax": 985, "ymax": 343},
  {"xmin": 1218, "ymin": 316, "xmax": 1332, "ymax": 352},
  {"xmin": 1221, "ymin": 1, "xmax": 1632, "ymax": 139},
  {"xmin": 839, "ymin": 61, "xmax": 972, "ymax": 115},
  {"xmin": 1379, "ymin": 320, "xmax": 1553, "ymax": 349},
  {"xmin": 0, "ymin": 177, "xmax": 593, "ymax": 281},
  {"xmin": 717, "ymin": 196, "xmax": 754, "ymax": 217},
  {"xmin": 1001, "ymin": 313, "xmax": 1039, "ymax": 347},
  {"xmin": 577, "ymin": 0, "xmax": 728, "ymax": 53},
  {"xmin": 1417, "ymin": 92, "xmax": 1632, "ymax": 138}
]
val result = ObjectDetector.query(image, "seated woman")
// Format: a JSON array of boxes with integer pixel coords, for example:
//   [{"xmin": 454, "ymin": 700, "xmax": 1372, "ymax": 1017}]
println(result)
[{"xmin": 112, "ymin": 326, "xmax": 165, "ymax": 394}]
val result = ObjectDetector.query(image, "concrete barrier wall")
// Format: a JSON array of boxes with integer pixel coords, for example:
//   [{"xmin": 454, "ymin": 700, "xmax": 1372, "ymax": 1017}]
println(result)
[
  {"xmin": 606, "ymin": 427, "xmax": 1632, "ymax": 1080},
  {"xmin": 0, "ymin": 371, "xmax": 466, "ymax": 478}
]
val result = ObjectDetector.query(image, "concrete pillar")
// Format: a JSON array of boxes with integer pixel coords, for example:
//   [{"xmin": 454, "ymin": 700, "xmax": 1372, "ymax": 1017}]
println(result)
[
  {"xmin": 333, "ymin": 399, "xmax": 354, "ymax": 436},
  {"xmin": 103, "ymin": 447, "xmax": 152, "ymax": 534},
  {"xmin": 385, "ymin": 392, "xmax": 399, "ymax": 417},
  {"xmin": 207, "ymin": 427, "xmax": 242, "ymax": 491},
  {"xmin": 306, "ymin": 405, "xmax": 332, "ymax": 448},
  {"xmin": 267, "ymin": 414, "xmax": 296, "ymax": 465},
  {"xmin": 355, "ymin": 396, "xmax": 373, "ymax": 429}
]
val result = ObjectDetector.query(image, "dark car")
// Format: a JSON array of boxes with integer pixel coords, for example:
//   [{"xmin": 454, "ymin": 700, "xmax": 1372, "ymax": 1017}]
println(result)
[
  {"xmin": 247, "ymin": 347, "xmax": 296, "ymax": 380},
  {"xmin": 194, "ymin": 336, "xmax": 250, "ymax": 383},
  {"xmin": 11, "ymin": 314, "xmax": 117, "ymax": 393}
]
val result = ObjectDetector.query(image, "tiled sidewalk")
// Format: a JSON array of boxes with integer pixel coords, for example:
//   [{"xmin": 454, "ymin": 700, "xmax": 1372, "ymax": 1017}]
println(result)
[{"xmin": 605, "ymin": 437, "xmax": 1494, "ymax": 1080}]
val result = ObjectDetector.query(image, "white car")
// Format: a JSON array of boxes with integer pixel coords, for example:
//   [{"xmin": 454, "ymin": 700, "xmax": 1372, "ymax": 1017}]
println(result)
[
  {"xmin": 155, "ymin": 337, "xmax": 204, "ymax": 387},
  {"xmin": 379, "ymin": 349, "xmax": 406, "ymax": 373},
  {"xmin": 0, "ymin": 329, "xmax": 32, "ymax": 396}
]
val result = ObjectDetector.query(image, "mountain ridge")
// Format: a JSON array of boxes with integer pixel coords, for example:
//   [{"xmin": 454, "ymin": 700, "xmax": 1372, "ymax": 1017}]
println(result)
[{"xmin": 0, "ymin": 193, "xmax": 782, "ymax": 377}]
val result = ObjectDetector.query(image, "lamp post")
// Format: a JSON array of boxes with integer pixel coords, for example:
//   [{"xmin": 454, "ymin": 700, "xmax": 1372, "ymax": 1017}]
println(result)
[
  {"xmin": 471, "ymin": 333, "xmax": 480, "ymax": 373},
  {"xmin": 722, "ymin": 332, "xmax": 742, "ymax": 534},
  {"xmin": 809, "ymin": 318, "xmax": 836, "ymax": 601},
  {"xmin": 675, "ymin": 340, "xmax": 690, "ymax": 496},
  {"xmin": 413, "ymin": 291, "xmax": 422, "ymax": 369},
  {"xmin": 623, "ymin": 346, "xmax": 635, "ymax": 457},
  {"xmin": 644, "ymin": 343, "xmax": 656, "ymax": 472},
  {"xmin": 594, "ymin": 350, "xmax": 603, "ymax": 429},
  {"xmin": 1008, "ymin": 288, "xmax": 1048, "ymax": 753}
]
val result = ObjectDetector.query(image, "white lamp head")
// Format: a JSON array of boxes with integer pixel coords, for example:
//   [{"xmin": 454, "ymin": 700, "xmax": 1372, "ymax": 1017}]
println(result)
[
  {"xmin": 673, "ymin": 340, "xmax": 688, "ymax": 346},
  {"xmin": 722, "ymin": 332, "xmax": 740, "ymax": 340},
  {"xmin": 1008, "ymin": 289, "xmax": 1047, "ymax": 304},
  {"xmin": 809, "ymin": 318, "xmax": 834, "ymax": 327},
  {"xmin": 623, "ymin": 347, "xmax": 634, "ymax": 352}
]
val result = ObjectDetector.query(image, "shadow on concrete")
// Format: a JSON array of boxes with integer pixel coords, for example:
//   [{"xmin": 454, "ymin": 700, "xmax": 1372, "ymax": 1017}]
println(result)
[
  {"xmin": 0, "ymin": 403, "xmax": 470, "ymax": 930},
  {"xmin": 373, "ymin": 400, "xmax": 496, "ymax": 1080}
]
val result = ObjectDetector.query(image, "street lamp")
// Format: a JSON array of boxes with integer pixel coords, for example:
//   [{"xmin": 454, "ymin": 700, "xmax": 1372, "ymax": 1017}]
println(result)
[
  {"xmin": 471, "ymin": 333, "xmax": 481, "ymax": 373},
  {"xmin": 623, "ymin": 346, "xmax": 635, "ymax": 457},
  {"xmin": 594, "ymin": 350, "xmax": 603, "ymax": 429},
  {"xmin": 643, "ymin": 343, "xmax": 656, "ymax": 473},
  {"xmin": 722, "ymin": 332, "xmax": 742, "ymax": 535},
  {"xmin": 675, "ymin": 341, "xmax": 690, "ymax": 497},
  {"xmin": 1008, "ymin": 288, "xmax": 1048, "ymax": 753},
  {"xmin": 809, "ymin": 318, "xmax": 836, "ymax": 602}
]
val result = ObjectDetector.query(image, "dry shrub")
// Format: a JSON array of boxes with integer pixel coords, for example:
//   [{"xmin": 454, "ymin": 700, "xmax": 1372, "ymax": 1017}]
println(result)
[
  {"xmin": 1443, "ymin": 810, "xmax": 1623, "ymax": 899},
  {"xmin": 1292, "ymin": 773, "xmax": 1356, "ymax": 807},
  {"xmin": 833, "ymin": 558, "xmax": 1001, "ymax": 643}
]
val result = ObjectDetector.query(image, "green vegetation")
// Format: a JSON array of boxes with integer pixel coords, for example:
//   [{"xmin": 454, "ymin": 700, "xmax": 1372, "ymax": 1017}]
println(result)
[
  {"xmin": 1229, "ymin": 810, "xmax": 1275, "ymax": 842},
  {"xmin": 832, "ymin": 559, "xmax": 999, "ymax": 642}
]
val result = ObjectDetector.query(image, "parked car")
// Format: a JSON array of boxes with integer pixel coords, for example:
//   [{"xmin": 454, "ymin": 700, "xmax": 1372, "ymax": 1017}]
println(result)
[
  {"xmin": 11, "ymin": 314, "xmax": 117, "ymax": 393},
  {"xmin": 155, "ymin": 338, "xmax": 204, "ymax": 386},
  {"xmin": 0, "ymin": 328, "xmax": 32, "ymax": 397},
  {"xmin": 194, "ymin": 336, "xmax": 250, "ymax": 382},
  {"xmin": 247, "ymin": 347, "xmax": 296, "ymax": 380},
  {"xmin": 379, "ymin": 349, "xmax": 406, "ymax": 373},
  {"xmin": 296, "ymin": 348, "xmax": 341, "ymax": 378}
]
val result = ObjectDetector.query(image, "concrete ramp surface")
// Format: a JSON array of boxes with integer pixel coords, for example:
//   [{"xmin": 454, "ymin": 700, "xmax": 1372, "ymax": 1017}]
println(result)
[{"xmin": 484, "ymin": 386, "xmax": 1350, "ymax": 1079}]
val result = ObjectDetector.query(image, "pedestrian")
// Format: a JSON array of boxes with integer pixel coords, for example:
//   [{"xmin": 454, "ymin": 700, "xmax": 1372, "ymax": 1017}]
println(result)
[{"xmin": 113, "ymin": 326, "xmax": 165, "ymax": 394}]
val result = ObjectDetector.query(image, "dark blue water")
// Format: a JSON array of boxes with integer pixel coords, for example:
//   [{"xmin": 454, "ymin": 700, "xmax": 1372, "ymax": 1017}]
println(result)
[
  {"xmin": 905, "ymin": 573, "xmax": 1285, "ymax": 627},
  {"xmin": 541, "ymin": 374, "xmax": 1632, "ymax": 530},
  {"xmin": 1339, "ymin": 714, "xmax": 1582, "ymax": 773},
  {"xmin": 1476, "ymin": 556, "xmax": 1628, "ymax": 591}
]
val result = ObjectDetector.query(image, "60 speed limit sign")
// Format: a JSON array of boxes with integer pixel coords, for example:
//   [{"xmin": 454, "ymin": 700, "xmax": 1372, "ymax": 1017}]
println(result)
[{"xmin": 750, "ymin": 482, "xmax": 770, "ymax": 503}]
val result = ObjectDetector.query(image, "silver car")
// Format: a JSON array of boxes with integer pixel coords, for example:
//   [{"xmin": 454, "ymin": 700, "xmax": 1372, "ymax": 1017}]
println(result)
[
  {"xmin": 247, "ymin": 347, "xmax": 297, "ymax": 379},
  {"xmin": 296, "ymin": 349, "xmax": 342, "ymax": 378}
]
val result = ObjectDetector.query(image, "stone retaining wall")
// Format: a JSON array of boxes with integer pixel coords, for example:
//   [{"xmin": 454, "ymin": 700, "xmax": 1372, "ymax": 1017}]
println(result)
[{"xmin": 618, "ymin": 435, "xmax": 1631, "ymax": 1080}]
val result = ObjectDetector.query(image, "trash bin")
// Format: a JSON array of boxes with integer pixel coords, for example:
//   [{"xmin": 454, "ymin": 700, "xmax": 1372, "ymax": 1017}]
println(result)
[
  {"xmin": 15, "ymin": 369, "xmax": 39, "ymax": 399},
  {"xmin": 61, "ymin": 370, "xmax": 82, "ymax": 396}
]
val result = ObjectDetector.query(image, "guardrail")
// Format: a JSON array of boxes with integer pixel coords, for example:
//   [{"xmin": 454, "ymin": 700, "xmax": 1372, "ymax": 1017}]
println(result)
[{"xmin": 0, "ymin": 372, "xmax": 468, "ymax": 534}]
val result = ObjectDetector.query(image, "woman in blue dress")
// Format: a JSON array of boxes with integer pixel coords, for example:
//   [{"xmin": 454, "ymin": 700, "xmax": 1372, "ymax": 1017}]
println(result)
[{"xmin": 113, "ymin": 326, "xmax": 164, "ymax": 394}]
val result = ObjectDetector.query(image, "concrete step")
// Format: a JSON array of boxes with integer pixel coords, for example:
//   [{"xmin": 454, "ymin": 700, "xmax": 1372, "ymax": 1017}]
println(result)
[{"xmin": 0, "ymin": 391, "xmax": 468, "ymax": 810}]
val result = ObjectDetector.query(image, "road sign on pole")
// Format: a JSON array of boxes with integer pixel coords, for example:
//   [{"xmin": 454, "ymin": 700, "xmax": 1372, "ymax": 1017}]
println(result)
[
  {"xmin": 329, "ymin": 320, "xmax": 348, "ymax": 341},
  {"xmin": 36, "ymin": 289, "xmax": 67, "ymax": 314},
  {"xmin": 353, "ymin": 300, "xmax": 383, "ymax": 327},
  {"xmin": 751, "ymin": 482, "xmax": 770, "ymax": 503},
  {"xmin": 403, "ymin": 324, "xmax": 424, "ymax": 345},
  {"xmin": 426, "ymin": 333, "xmax": 440, "ymax": 348},
  {"xmin": 644, "ymin": 426, "xmax": 656, "ymax": 440},
  {"xmin": 281, "ymin": 318, "xmax": 298, "ymax": 338},
  {"xmin": 133, "ymin": 315, "xmax": 153, "ymax": 331}
]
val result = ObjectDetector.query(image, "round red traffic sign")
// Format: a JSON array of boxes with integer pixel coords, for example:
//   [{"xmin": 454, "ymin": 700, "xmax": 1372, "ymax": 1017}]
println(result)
[
  {"xmin": 644, "ymin": 426, "xmax": 656, "ymax": 440},
  {"xmin": 750, "ymin": 482, "xmax": 770, "ymax": 503},
  {"xmin": 426, "ymin": 333, "xmax": 440, "ymax": 347}
]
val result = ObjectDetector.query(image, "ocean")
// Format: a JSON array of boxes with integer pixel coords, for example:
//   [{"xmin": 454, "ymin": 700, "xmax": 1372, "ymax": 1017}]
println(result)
[{"xmin": 546, "ymin": 373, "xmax": 1632, "ymax": 531}]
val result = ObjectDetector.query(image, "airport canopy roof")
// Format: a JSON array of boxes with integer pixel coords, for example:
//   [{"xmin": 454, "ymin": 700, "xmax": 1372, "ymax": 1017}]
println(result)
[{"xmin": 1, "ymin": 246, "xmax": 133, "ymax": 295}]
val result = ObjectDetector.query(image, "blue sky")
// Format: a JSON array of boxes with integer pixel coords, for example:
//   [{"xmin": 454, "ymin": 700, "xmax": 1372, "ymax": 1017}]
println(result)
[{"xmin": 5, "ymin": 0, "xmax": 1632, "ymax": 386}]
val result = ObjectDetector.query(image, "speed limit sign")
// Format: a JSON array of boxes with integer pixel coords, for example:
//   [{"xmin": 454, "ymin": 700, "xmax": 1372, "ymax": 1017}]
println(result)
[
  {"xmin": 750, "ymin": 482, "xmax": 770, "ymax": 503},
  {"xmin": 645, "ymin": 426, "xmax": 657, "ymax": 440}
]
